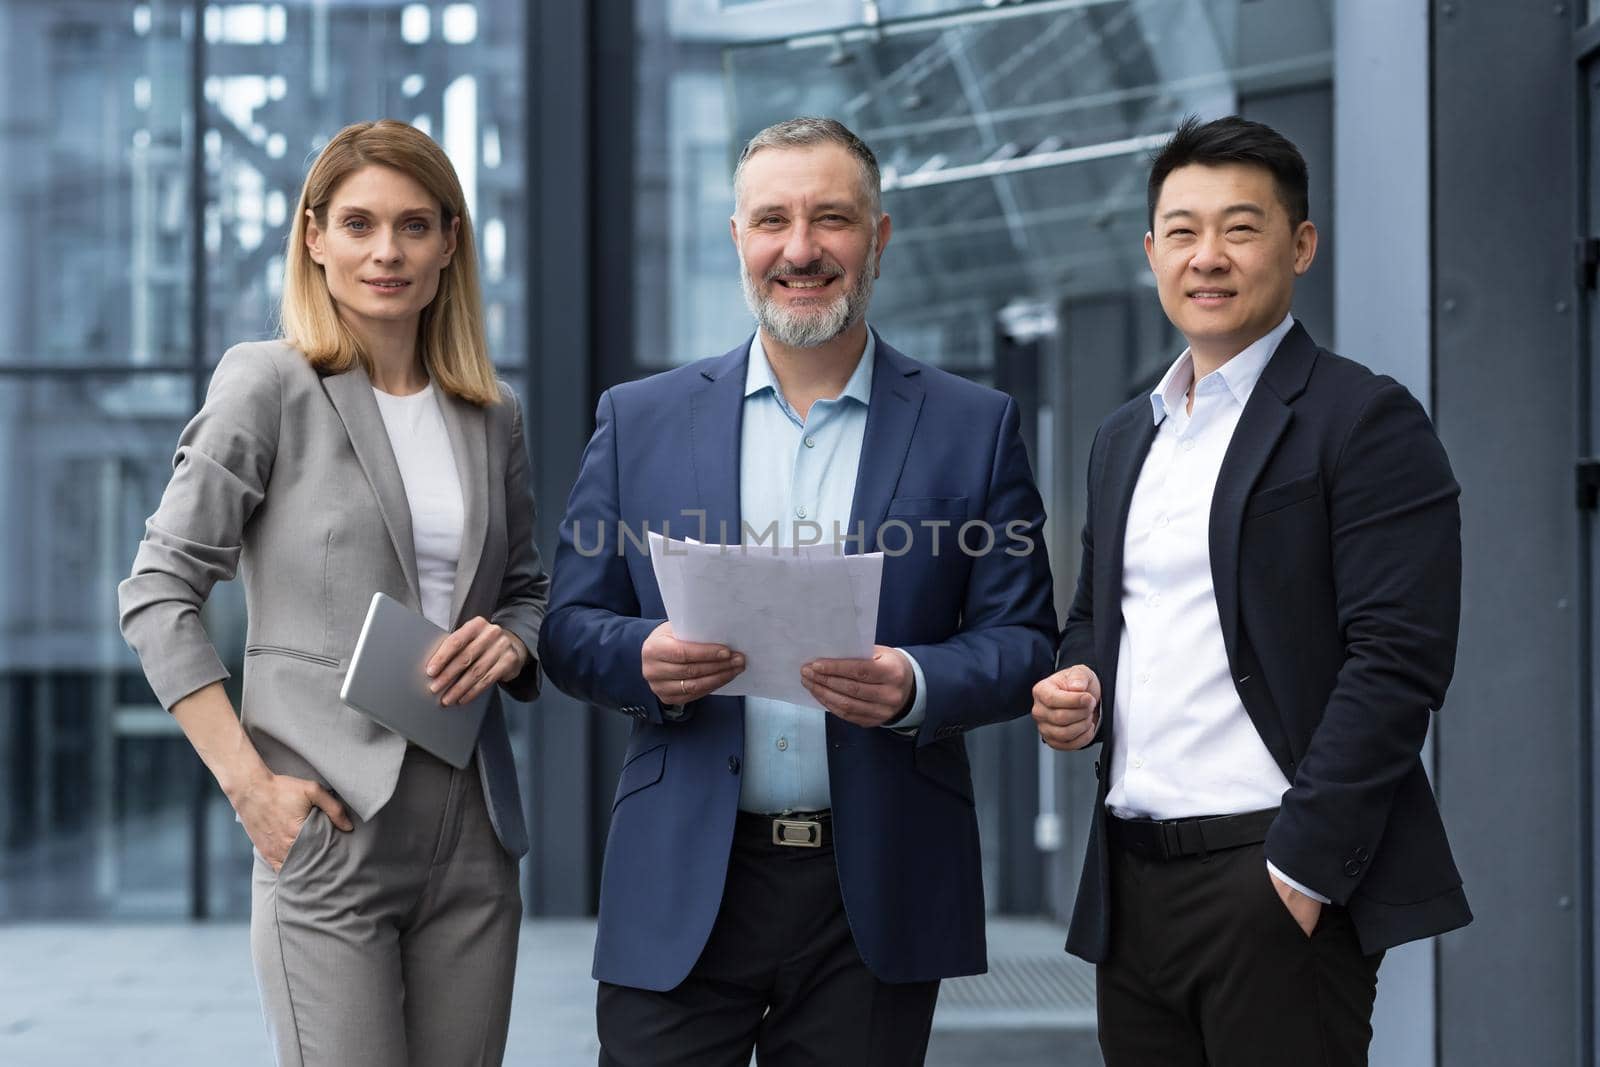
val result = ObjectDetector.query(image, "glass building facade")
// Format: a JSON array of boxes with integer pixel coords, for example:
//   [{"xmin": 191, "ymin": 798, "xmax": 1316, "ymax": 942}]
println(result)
[
  {"xmin": 0, "ymin": 0, "xmax": 1335, "ymax": 922},
  {"xmin": 6, "ymin": 2, "xmax": 1600, "ymax": 1063},
  {"xmin": 0, "ymin": 0, "xmax": 529, "ymax": 919}
]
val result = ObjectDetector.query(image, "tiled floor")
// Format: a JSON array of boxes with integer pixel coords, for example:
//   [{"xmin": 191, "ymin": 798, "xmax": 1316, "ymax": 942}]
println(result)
[{"xmin": 0, "ymin": 917, "xmax": 1102, "ymax": 1066}]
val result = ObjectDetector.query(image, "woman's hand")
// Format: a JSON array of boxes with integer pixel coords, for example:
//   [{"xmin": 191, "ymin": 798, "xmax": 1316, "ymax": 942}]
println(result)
[
  {"xmin": 231, "ymin": 768, "xmax": 353, "ymax": 872},
  {"xmin": 170, "ymin": 683, "xmax": 352, "ymax": 872},
  {"xmin": 426, "ymin": 616, "xmax": 529, "ymax": 706}
]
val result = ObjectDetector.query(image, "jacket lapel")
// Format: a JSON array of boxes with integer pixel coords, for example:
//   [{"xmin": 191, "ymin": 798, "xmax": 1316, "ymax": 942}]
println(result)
[
  {"xmin": 1094, "ymin": 406, "xmax": 1157, "ymax": 722},
  {"xmin": 847, "ymin": 334, "xmax": 925, "ymax": 547},
  {"xmin": 321, "ymin": 364, "xmax": 422, "ymax": 609},
  {"xmin": 438, "ymin": 389, "xmax": 489, "ymax": 627},
  {"xmin": 687, "ymin": 342, "xmax": 750, "ymax": 545},
  {"xmin": 1208, "ymin": 322, "xmax": 1316, "ymax": 666}
]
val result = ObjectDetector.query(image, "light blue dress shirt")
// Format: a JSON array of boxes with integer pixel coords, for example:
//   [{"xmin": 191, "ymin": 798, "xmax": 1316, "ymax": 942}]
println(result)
[{"xmin": 737, "ymin": 329, "xmax": 928, "ymax": 813}]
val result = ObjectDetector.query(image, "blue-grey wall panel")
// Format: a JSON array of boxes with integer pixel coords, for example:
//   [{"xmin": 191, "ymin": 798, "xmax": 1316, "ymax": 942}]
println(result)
[{"xmin": 1333, "ymin": 5, "xmax": 1437, "ymax": 1064}]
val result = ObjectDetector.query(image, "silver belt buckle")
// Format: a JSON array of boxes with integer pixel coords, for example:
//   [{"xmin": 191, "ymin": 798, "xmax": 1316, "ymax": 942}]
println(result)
[{"xmin": 772, "ymin": 817, "xmax": 822, "ymax": 848}]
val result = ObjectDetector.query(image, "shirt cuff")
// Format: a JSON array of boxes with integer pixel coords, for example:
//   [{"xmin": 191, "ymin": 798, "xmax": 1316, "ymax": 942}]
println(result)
[
  {"xmin": 884, "ymin": 648, "xmax": 928, "ymax": 731},
  {"xmin": 1267, "ymin": 860, "xmax": 1331, "ymax": 904}
]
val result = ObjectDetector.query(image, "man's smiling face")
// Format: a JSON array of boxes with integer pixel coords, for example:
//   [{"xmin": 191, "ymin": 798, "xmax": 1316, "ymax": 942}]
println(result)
[
  {"xmin": 1144, "ymin": 161, "xmax": 1316, "ymax": 364},
  {"xmin": 731, "ymin": 142, "xmax": 890, "ymax": 349}
]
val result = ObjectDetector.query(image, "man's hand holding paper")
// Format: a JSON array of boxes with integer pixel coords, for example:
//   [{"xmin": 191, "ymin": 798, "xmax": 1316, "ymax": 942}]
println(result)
[
  {"xmin": 647, "ymin": 532, "xmax": 884, "ymax": 711},
  {"xmin": 641, "ymin": 622, "xmax": 746, "ymax": 706},
  {"xmin": 801, "ymin": 647, "xmax": 914, "ymax": 726}
]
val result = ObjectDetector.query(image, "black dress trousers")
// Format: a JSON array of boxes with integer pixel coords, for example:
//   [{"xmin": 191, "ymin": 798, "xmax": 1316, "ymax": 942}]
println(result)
[
  {"xmin": 1096, "ymin": 839, "xmax": 1385, "ymax": 1067},
  {"xmin": 596, "ymin": 814, "xmax": 941, "ymax": 1067}
]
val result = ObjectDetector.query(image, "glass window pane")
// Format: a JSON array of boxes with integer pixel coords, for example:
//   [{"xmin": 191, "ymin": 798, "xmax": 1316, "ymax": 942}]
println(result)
[
  {"xmin": 205, "ymin": 1, "xmax": 528, "ymax": 373},
  {"xmin": 637, "ymin": 0, "xmax": 1330, "ymax": 371},
  {"xmin": 0, "ymin": 374, "xmax": 218, "ymax": 918},
  {"xmin": 0, "ymin": 4, "xmax": 195, "ymax": 368}
]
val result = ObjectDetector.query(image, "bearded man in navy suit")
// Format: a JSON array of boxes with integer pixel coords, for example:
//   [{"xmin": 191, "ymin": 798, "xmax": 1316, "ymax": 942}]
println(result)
[{"xmin": 539, "ymin": 117, "xmax": 1056, "ymax": 1065}]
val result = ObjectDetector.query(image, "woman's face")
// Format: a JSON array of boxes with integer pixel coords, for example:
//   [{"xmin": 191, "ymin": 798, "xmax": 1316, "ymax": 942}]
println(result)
[{"xmin": 304, "ymin": 164, "xmax": 459, "ymax": 345}]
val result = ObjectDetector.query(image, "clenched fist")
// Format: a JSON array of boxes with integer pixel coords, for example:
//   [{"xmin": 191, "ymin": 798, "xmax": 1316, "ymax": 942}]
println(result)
[{"xmin": 1032, "ymin": 664, "xmax": 1101, "ymax": 751}]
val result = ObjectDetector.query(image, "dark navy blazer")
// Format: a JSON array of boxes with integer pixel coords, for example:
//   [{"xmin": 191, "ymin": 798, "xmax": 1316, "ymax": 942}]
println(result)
[
  {"xmin": 538, "ymin": 334, "xmax": 1057, "ymax": 990},
  {"xmin": 1058, "ymin": 323, "xmax": 1472, "ymax": 962}
]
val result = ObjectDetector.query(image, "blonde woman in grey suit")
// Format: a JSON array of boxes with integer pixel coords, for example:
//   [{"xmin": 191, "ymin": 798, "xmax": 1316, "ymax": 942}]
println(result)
[{"xmin": 118, "ymin": 120, "xmax": 547, "ymax": 1066}]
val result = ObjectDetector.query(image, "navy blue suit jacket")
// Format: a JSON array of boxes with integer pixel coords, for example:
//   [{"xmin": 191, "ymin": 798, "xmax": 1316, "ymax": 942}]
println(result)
[
  {"xmin": 1059, "ymin": 323, "xmax": 1472, "ymax": 962},
  {"xmin": 538, "ymin": 334, "xmax": 1056, "ymax": 990}
]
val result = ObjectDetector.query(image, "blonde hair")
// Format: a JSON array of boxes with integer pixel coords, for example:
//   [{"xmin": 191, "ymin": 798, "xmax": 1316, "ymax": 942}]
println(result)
[{"xmin": 280, "ymin": 119, "xmax": 500, "ymax": 406}]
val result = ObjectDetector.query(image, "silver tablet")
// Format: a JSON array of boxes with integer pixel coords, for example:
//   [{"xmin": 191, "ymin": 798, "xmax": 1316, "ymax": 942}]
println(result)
[{"xmin": 340, "ymin": 592, "xmax": 491, "ymax": 769}]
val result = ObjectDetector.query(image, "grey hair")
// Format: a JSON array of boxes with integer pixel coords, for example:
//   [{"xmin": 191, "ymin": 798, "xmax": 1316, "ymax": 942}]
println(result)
[{"xmin": 733, "ymin": 116, "xmax": 883, "ymax": 218}]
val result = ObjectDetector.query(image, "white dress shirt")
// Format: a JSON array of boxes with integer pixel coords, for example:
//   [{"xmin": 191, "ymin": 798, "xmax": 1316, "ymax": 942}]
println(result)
[
  {"xmin": 371, "ymin": 382, "xmax": 463, "ymax": 630},
  {"xmin": 1107, "ymin": 313, "xmax": 1327, "ymax": 902}
]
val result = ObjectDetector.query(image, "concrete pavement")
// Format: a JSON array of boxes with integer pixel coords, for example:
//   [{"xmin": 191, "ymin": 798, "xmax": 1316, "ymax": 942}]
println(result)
[{"xmin": 0, "ymin": 918, "xmax": 1101, "ymax": 1066}]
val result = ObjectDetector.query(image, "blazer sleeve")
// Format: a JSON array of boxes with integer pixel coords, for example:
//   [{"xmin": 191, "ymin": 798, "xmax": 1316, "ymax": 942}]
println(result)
[
  {"xmin": 1264, "ymin": 381, "xmax": 1462, "ymax": 903},
  {"xmin": 536, "ymin": 389, "xmax": 671, "ymax": 721},
  {"xmin": 490, "ymin": 386, "xmax": 551, "ymax": 702},
  {"xmin": 118, "ymin": 346, "xmax": 282, "ymax": 710},
  {"xmin": 901, "ymin": 396, "xmax": 1058, "ymax": 744}
]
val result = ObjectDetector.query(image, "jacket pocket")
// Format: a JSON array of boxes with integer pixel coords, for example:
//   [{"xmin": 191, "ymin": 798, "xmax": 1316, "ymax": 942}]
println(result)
[
  {"xmin": 245, "ymin": 645, "xmax": 341, "ymax": 669},
  {"xmin": 1244, "ymin": 473, "xmax": 1321, "ymax": 520},
  {"xmin": 886, "ymin": 496, "xmax": 970, "ymax": 519},
  {"xmin": 612, "ymin": 743, "xmax": 667, "ymax": 811},
  {"xmin": 914, "ymin": 738, "xmax": 975, "ymax": 804}
]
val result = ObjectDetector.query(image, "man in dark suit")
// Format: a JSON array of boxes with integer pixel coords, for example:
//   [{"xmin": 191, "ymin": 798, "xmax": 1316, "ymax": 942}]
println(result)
[
  {"xmin": 1032, "ymin": 116, "xmax": 1472, "ymax": 1065},
  {"xmin": 538, "ymin": 117, "xmax": 1056, "ymax": 1065}
]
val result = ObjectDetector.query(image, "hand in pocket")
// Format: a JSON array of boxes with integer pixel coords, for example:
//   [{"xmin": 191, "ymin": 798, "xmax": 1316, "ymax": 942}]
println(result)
[{"xmin": 1268, "ymin": 868, "xmax": 1322, "ymax": 938}]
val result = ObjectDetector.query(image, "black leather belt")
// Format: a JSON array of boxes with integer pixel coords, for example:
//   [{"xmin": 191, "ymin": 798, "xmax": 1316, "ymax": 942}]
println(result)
[
  {"xmin": 1107, "ymin": 807, "xmax": 1278, "ymax": 861},
  {"xmin": 737, "ymin": 809, "xmax": 831, "ymax": 849}
]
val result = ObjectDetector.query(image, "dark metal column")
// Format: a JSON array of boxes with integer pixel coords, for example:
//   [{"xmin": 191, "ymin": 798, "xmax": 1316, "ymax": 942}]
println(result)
[
  {"xmin": 525, "ymin": 0, "xmax": 637, "ymax": 915},
  {"xmin": 526, "ymin": 0, "xmax": 597, "ymax": 916},
  {"xmin": 584, "ymin": 0, "xmax": 639, "ymax": 899},
  {"xmin": 1434, "ymin": 2, "xmax": 1581, "ymax": 1064}
]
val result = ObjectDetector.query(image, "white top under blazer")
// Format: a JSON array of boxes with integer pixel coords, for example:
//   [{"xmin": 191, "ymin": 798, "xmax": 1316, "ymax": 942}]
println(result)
[{"xmin": 371, "ymin": 382, "xmax": 464, "ymax": 630}]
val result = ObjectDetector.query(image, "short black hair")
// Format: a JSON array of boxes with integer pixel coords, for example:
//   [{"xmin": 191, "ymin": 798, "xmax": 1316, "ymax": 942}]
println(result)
[{"xmin": 1146, "ymin": 115, "xmax": 1309, "ymax": 233}]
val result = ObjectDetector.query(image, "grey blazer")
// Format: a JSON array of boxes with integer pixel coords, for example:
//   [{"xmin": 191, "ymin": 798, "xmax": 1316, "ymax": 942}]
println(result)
[{"xmin": 119, "ymin": 340, "xmax": 548, "ymax": 857}]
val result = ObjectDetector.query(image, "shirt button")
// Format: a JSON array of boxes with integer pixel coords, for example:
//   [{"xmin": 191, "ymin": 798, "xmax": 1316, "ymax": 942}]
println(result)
[
  {"xmin": 796, "ymin": 505, "xmax": 808, "ymax": 519},
  {"xmin": 1183, "ymin": 440, "xmax": 1196, "ymax": 452},
  {"xmin": 1138, "ymin": 672, "xmax": 1151, "ymax": 684},
  {"xmin": 1149, "ymin": 594, "xmax": 1162, "ymax": 607},
  {"xmin": 1133, "ymin": 757, "xmax": 1145, "ymax": 769},
  {"xmin": 1156, "ymin": 515, "xmax": 1169, "ymax": 528},
  {"xmin": 776, "ymin": 737, "xmax": 789, "ymax": 751},
  {"xmin": 804, "ymin": 437, "xmax": 816, "ymax": 448}
]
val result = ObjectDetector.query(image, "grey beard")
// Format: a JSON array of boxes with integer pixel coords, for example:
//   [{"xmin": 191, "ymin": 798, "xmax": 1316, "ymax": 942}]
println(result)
[{"xmin": 740, "ymin": 242, "xmax": 877, "ymax": 349}]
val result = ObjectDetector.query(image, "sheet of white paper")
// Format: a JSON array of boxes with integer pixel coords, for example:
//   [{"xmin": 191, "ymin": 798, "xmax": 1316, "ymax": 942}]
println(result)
[
  {"xmin": 647, "ymin": 533, "xmax": 883, "ymax": 709},
  {"xmin": 647, "ymin": 531, "xmax": 697, "ymax": 626}
]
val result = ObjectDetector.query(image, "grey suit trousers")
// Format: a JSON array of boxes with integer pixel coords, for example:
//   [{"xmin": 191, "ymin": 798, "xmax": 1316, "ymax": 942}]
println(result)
[{"xmin": 250, "ymin": 746, "xmax": 521, "ymax": 1066}]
